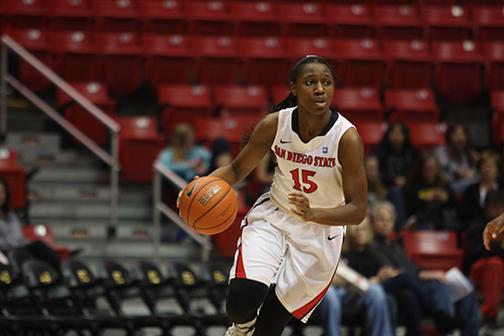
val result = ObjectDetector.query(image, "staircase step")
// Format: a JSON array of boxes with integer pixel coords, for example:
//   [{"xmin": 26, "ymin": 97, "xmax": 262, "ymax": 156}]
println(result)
[
  {"xmin": 21, "ymin": 150, "xmax": 101, "ymax": 167},
  {"xmin": 31, "ymin": 167, "xmax": 108, "ymax": 183},
  {"xmin": 7, "ymin": 133, "xmax": 61, "ymax": 159},
  {"xmin": 30, "ymin": 202, "xmax": 151, "ymax": 221},
  {"xmin": 29, "ymin": 185, "xmax": 149, "ymax": 203}
]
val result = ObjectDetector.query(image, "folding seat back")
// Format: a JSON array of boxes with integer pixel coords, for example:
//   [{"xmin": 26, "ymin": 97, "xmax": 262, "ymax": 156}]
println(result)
[
  {"xmin": 482, "ymin": 41, "xmax": 504, "ymax": 90},
  {"xmin": 206, "ymin": 264, "xmax": 229, "ymax": 314},
  {"xmin": 138, "ymin": 0, "xmax": 186, "ymax": 34},
  {"xmin": 93, "ymin": 0, "xmax": 138, "ymax": 18},
  {"xmin": 172, "ymin": 263, "xmax": 209, "ymax": 314},
  {"xmin": 374, "ymin": 4, "xmax": 421, "ymax": 27},
  {"xmin": 137, "ymin": 261, "xmax": 177, "ymax": 315},
  {"xmin": 271, "ymin": 85, "xmax": 291, "ymax": 106},
  {"xmin": 326, "ymin": 4, "xmax": 373, "ymax": 26},
  {"xmin": 432, "ymin": 40, "xmax": 484, "ymax": 102},
  {"xmin": 402, "ymin": 231, "xmax": 463, "ymax": 270},
  {"xmin": 158, "ymin": 85, "xmax": 214, "ymax": 133},
  {"xmin": 231, "ymin": 2, "xmax": 280, "ymax": 37},
  {"xmin": 353, "ymin": 121, "xmax": 386, "ymax": 152},
  {"xmin": 408, "ymin": 122, "xmax": 446, "ymax": 149},
  {"xmin": 0, "ymin": 263, "xmax": 39, "ymax": 316},
  {"xmin": 191, "ymin": 36, "xmax": 241, "ymax": 85},
  {"xmin": 472, "ymin": 5, "xmax": 504, "ymax": 28},
  {"xmin": 6, "ymin": 0, "xmax": 45, "ymax": 15},
  {"xmin": 102, "ymin": 260, "xmax": 140, "ymax": 314},
  {"xmin": 46, "ymin": 0, "xmax": 93, "ymax": 17},
  {"xmin": 185, "ymin": 0, "xmax": 234, "ymax": 36},
  {"xmin": 383, "ymin": 39, "xmax": 432, "ymax": 88},
  {"xmin": 385, "ymin": 88, "xmax": 439, "ymax": 122},
  {"xmin": 332, "ymin": 87, "xmax": 383, "ymax": 122},
  {"xmin": 238, "ymin": 37, "xmax": 290, "ymax": 86},
  {"xmin": 491, "ymin": 90, "xmax": 504, "ymax": 143},
  {"xmin": 213, "ymin": 85, "xmax": 268, "ymax": 116},
  {"xmin": 286, "ymin": 37, "xmax": 336, "ymax": 61},
  {"xmin": 63, "ymin": 259, "xmax": 98, "ymax": 289},
  {"xmin": 278, "ymin": 3, "xmax": 328, "ymax": 37},
  {"xmin": 422, "ymin": 4, "xmax": 473, "ymax": 42}
]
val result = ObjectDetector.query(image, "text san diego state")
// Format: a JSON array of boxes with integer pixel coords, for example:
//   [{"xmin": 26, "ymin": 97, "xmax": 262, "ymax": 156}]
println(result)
[{"xmin": 274, "ymin": 145, "xmax": 336, "ymax": 168}]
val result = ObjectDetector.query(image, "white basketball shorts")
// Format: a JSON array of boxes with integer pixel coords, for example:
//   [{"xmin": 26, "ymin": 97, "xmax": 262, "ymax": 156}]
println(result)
[{"xmin": 229, "ymin": 193, "xmax": 344, "ymax": 323}]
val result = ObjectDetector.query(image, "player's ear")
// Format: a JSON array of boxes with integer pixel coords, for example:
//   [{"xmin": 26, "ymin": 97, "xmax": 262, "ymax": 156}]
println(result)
[{"xmin": 289, "ymin": 82, "xmax": 296, "ymax": 97}]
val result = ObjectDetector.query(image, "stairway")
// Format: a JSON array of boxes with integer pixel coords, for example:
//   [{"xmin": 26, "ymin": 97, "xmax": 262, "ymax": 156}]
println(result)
[{"xmin": 6, "ymin": 99, "xmax": 195, "ymax": 262}]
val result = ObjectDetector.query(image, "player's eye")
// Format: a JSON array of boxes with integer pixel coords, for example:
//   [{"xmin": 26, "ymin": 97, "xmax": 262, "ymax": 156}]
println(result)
[
  {"xmin": 305, "ymin": 80, "xmax": 315, "ymax": 86},
  {"xmin": 323, "ymin": 80, "xmax": 332, "ymax": 86}
]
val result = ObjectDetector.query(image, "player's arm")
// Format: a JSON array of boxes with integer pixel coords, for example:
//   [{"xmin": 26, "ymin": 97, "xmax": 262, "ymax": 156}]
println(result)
[
  {"xmin": 483, "ymin": 212, "xmax": 504, "ymax": 250},
  {"xmin": 289, "ymin": 128, "xmax": 368, "ymax": 226},
  {"xmin": 209, "ymin": 113, "xmax": 278, "ymax": 186}
]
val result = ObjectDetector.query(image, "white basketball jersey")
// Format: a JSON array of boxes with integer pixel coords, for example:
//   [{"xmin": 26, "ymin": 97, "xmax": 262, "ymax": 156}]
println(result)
[{"xmin": 269, "ymin": 107, "xmax": 355, "ymax": 220}]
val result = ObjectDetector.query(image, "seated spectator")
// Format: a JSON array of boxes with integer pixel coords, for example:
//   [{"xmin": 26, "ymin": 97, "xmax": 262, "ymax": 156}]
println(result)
[
  {"xmin": 370, "ymin": 201, "xmax": 480, "ymax": 336},
  {"xmin": 374, "ymin": 122, "xmax": 418, "ymax": 189},
  {"xmin": 346, "ymin": 217, "xmax": 437, "ymax": 336},
  {"xmin": 366, "ymin": 155, "xmax": 407, "ymax": 230},
  {"xmin": 317, "ymin": 271, "xmax": 394, "ymax": 336},
  {"xmin": 460, "ymin": 151, "xmax": 502, "ymax": 229},
  {"xmin": 0, "ymin": 178, "xmax": 60, "ymax": 272},
  {"xmin": 433, "ymin": 123, "xmax": 479, "ymax": 195},
  {"xmin": 404, "ymin": 154, "xmax": 458, "ymax": 230},
  {"xmin": 158, "ymin": 123, "xmax": 211, "ymax": 182},
  {"xmin": 209, "ymin": 137, "xmax": 232, "ymax": 173},
  {"xmin": 255, "ymin": 152, "xmax": 276, "ymax": 194},
  {"xmin": 464, "ymin": 189, "xmax": 504, "ymax": 332}
]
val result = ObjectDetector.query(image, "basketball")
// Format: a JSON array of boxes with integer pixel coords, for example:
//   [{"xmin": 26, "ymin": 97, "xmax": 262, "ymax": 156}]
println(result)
[{"xmin": 179, "ymin": 176, "xmax": 238, "ymax": 235}]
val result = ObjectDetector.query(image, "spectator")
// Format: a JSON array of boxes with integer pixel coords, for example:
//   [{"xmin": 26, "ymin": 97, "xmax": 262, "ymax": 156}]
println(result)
[
  {"xmin": 460, "ymin": 151, "xmax": 502, "ymax": 229},
  {"xmin": 404, "ymin": 154, "xmax": 458, "ymax": 230},
  {"xmin": 209, "ymin": 138, "xmax": 233, "ymax": 173},
  {"xmin": 434, "ymin": 124, "xmax": 479, "ymax": 194},
  {"xmin": 346, "ymin": 217, "xmax": 439, "ymax": 336},
  {"xmin": 158, "ymin": 123, "xmax": 211, "ymax": 182},
  {"xmin": 317, "ymin": 271, "xmax": 394, "ymax": 336},
  {"xmin": 255, "ymin": 152, "xmax": 276, "ymax": 193},
  {"xmin": 366, "ymin": 156, "xmax": 407, "ymax": 230},
  {"xmin": 370, "ymin": 201, "xmax": 480, "ymax": 336},
  {"xmin": 0, "ymin": 178, "xmax": 60, "ymax": 272},
  {"xmin": 374, "ymin": 122, "xmax": 418, "ymax": 189},
  {"xmin": 464, "ymin": 189, "xmax": 504, "ymax": 333}
]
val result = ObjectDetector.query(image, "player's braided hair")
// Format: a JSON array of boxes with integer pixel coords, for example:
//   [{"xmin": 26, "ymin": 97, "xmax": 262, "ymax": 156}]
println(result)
[{"xmin": 270, "ymin": 55, "xmax": 334, "ymax": 113}]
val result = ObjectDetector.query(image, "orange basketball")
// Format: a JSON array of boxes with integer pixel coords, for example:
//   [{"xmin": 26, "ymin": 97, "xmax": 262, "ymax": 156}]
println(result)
[{"xmin": 179, "ymin": 176, "xmax": 238, "ymax": 235}]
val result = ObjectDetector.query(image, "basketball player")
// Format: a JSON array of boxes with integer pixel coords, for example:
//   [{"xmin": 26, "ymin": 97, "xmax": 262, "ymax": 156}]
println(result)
[
  {"xmin": 483, "ymin": 212, "xmax": 504, "ymax": 250},
  {"xmin": 181, "ymin": 55, "xmax": 367, "ymax": 335}
]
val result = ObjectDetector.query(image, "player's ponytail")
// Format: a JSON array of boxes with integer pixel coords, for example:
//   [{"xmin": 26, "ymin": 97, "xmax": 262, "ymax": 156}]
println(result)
[{"xmin": 269, "ymin": 55, "xmax": 334, "ymax": 113}]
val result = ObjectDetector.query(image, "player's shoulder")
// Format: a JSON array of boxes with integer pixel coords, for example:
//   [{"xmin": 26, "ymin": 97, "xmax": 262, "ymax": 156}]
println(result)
[{"xmin": 256, "ymin": 111, "xmax": 279, "ymax": 131}]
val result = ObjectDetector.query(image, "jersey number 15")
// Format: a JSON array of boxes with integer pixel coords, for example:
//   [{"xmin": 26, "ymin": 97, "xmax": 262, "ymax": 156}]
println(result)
[{"xmin": 290, "ymin": 168, "xmax": 318, "ymax": 193}]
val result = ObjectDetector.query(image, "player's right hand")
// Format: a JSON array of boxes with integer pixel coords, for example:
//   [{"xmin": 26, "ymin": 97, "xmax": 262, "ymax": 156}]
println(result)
[{"xmin": 483, "ymin": 213, "xmax": 504, "ymax": 250}]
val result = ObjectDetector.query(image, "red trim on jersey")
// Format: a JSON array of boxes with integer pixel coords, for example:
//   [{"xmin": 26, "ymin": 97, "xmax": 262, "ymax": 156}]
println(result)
[
  {"xmin": 292, "ymin": 280, "xmax": 332, "ymax": 320},
  {"xmin": 236, "ymin": 244, "xmax": 246, "ymax": 278}
]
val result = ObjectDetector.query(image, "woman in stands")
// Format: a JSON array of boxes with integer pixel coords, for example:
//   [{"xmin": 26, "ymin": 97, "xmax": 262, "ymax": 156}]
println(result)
[{"xmin": 180, "ymin": 56, "xmax": 367, "ymax": 335}]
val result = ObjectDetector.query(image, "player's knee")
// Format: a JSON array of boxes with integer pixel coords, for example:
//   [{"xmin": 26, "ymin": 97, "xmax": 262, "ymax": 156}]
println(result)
[{"xmin": 226, "ymin": 278, "xmax": 268, "ymax": 323}]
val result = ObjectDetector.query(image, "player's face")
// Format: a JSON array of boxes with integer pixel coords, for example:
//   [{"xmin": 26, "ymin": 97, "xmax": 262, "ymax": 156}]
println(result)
[
  {"xmin": 372, "ymin": 207, "xmax": 394, "ymax": 237},
  {"xmin": 290, "ymin": 63, "xmax": 334, "ymax": 116}
]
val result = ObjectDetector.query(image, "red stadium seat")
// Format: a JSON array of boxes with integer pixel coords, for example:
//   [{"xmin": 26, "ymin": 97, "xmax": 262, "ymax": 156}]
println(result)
[
  {"xmin": 57, "ymin": 82, "xmax": 117, "ymax": 146},
  {"xmin": 143, "ymin": 34, "xmax": 195, "ymax": 85},
  {"xmin": 117, "ymin": 117, "xmax": 165, "ymax": 183},
  {"xmin": 375, "ymin": 4, "xmax": 423, "ymax": 40},
  {"xmin": 353, "ymin": 121, "xmax": 386, "ymax": 152},
  {"xmin": 491, "ymin": 90, "xmax": 504, "ymax": 143},
  {"xmin": 472, "ymin": 5, "xmax": 504, "ymax": 28},
  {"xmin": 278, "ymin": 3, "xmax": 328, "ymax": 37},
  {"xmin": 5, "ymin": 28, "xmax": 52, "ymax": 92},
  {"xmin": 185, "ymin": 0, "xmax": 234, "ymax": 36},
  {"xmin": 333, "ymin": 39, "xmax": 385, "ymax": 88},
  {"xmin": 326, "ymin": 4, "xmax": 373, "ymax": 26},
  {"xmin": 5, "ymin": 0, "xmax": 45, "ymax": 15},
  {"xmin": 408, "ymin": 122, "xmax": 446, "ymax": 149},
  {"xmin": 213, "ymin": 85, "xmax": 268, "ymax": 116},
  {"xmin": 385, "ymin": 88, "xmax": 439, "ymax": 122},
  {"xmin": 138, "ymin": 0, "xmax": 186, "ymax": 34},
  {"xmin": 332, "ymin": 87, "xmax": 383, "ymax": 122},
  {"xmin": 432, "ymin": 40, "xmax": 484, "ymax": 102},
  {"xmin": 238, "ymin": 37, "xmax": 290, "ymax": 87},
  {"xmin": 158, "ymin": 85, "xmax": 214, "ymax": 134},
  {"xmin": 383, "ymin": 39, "xmax": 433, "ymax": 88},
  {"xmin": 271, "ymin": 85, "xmax": 291, "ymax": 106},
  {"xmin": 402, "ymin": 231, "xmax": 463, "ymax": 271},
  {"xmin": 422, "ymin": 5, "xmax": 473, "ymax": 41},
  {"xmin": 191, "ymin": 36, "xmax": 241, "ymax": 85},
  {"xmin": 45, "ymin": 0, "xmax": 93, "ymax": 17},
  {"xmin": 93, "ymin": 0, "xmax": 137, "ymax": 18},
  {"xmin": 22, "ymin": 225, "xmax": 70, "ymax": 259},
  {"xmin": 49, "ymin": 30, "xmax": 100, "ymax": 83},
  {"xmin": 482, "ymin": 41, "xmax": 504, "ymax": 89},
  {"xmin": 95, "ymin": 31, "xmax": 142, "ymax": 95},
  {"xmin": 0, "ymin": 151, "xmax": 26, "ymax": 210},
  {"xmin": 285, "ymin": 38, "xmax": 336, "ymax": 62},
  {"xmin": 230, "ymin": 2, "xmax": 280, "ymax": 37}
]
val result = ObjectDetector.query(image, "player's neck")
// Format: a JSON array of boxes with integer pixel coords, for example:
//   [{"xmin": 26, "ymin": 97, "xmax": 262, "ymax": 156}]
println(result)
[{"xmin": 297, "ymin": 108, "xmax": 331, "ymax": 142}]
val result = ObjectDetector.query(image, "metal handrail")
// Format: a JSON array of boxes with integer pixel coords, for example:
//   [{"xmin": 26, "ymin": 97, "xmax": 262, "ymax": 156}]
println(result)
[
  {"xmin": 153, "ymin": 161, "xmax": 212, "ymax": 262},
  {"xmin": 0, "ymin": 34, "xmax": 121, "ymax": 227}
]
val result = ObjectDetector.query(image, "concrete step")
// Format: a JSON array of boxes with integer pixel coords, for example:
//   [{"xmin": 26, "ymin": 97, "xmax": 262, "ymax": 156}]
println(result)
[
  {"xmin": 21, "ymin": 150, "xmax": 101, "ymax": 167},
  {"xmin": 7, "ymin": 132, "xmax": 61, "ymax": 160},
  {"xmin": 31, "ymin": 166, "xmax": 108, "ymax": 183},
  {"xmin": 29, "ymin": 184, "xmax": 150, "ymax": 203},
  {"xmin": 30, "ymin": 202, "xmax": 151, "ymax": 221}
]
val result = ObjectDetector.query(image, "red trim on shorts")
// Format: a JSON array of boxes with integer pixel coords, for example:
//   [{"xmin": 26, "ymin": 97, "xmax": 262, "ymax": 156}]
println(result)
[
  {"xmin": 292, "ymin": 280, "xmax": 332, "ymax": 320},
  {"xmin": 236, "ymin": 244, "xmax": 246, "ymax": 278}
]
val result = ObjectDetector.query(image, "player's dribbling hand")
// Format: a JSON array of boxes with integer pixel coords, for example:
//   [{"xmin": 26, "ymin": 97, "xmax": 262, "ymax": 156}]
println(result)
[
  {"xmin": 288, "ymin": 193, "xmax": 314, "ymax": 221},
  {"xmin": 483, "ymin": 213, "xmax": 504, "ymax": 250},
  {"xmin": 177, "ymin": 176, "xmax": 199, "ymax": 217}
]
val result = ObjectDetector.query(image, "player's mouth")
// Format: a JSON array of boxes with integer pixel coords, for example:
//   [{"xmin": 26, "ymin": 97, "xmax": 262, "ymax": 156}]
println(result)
[{"xmin": 314, "ymin": 99, "xmax": 327, "ymax": 107}]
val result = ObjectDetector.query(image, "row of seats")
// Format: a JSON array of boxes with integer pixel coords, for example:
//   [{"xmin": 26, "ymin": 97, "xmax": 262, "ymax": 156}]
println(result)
[
  {"xmin": 0, "ymin": 254, "xmax": 230, "ymax": 335},
  {"xmin": 8, "ymin": 30, "xmax": 504, "ymax": 99},
  {"xmin": 2, "ymin": 1, "xmax": 504, "ymax": 35}
]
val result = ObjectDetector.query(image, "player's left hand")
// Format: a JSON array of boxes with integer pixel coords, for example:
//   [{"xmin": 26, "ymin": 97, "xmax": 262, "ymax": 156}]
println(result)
[{"xmin": 288, "ymin": 193, "xmax": 315, "ymax": 221}]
